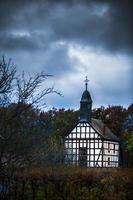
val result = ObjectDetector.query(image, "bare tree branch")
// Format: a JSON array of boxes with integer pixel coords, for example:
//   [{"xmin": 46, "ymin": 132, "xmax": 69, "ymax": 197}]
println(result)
[
  {"xmin": 0, "ymin": 56, "xmax": 16, "ymax": 106},
  {"xmin": 16, "ymin": 72, "xmax": 62, "ymax": 106},
  {"xmin": 0, "ymin": 56, "xmax": 16, "ymax": 94}
]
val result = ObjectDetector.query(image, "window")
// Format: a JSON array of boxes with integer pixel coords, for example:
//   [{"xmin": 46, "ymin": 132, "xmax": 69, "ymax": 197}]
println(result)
[
  {"xmin": 108, "ymin": 157, "xmax": 110, "ymax": 165},
  {"xmin": 90, "ymin": 149, "xmax": 94, "ymax": 154},
  {"xmin": 90, "ymin": 155, "xmax": 93, "ymax": 161},
  {"xmin": 90, "ymin": 133, "xmax": 94, "ymax": 138},
  {"xmin": 69, "ymin": 142, "xmax": 72, "ymax": 148},
  {"xmin": 73, "ymin": 143, "xmax": 76, "ymax": 148},
  {"xmin": 81, "ymin": 133, "xmax": 85, "ymax": 138},
  {"xmin": 81, "ymin": 127, "xmax": 85, "ymax": 132},
  {"xmin": 113, "ymin": 144, "xmax": 115, "ymax": 154},
  {"xmin": 73, "ymin": 134, "xmax": 76, "ymax": 138},
  {"xmin": 90, "ymin": 142, "xmax": 94, "ymax": 148},
  {"xmin": 79, "ymin": 147, "xmax": 87, "ymax": 167},
  {"xmin": 95, "ymin": 142, "xmax": 98, "ymax": 148},
  {"xmin": 98, "ymin": 140, "xmax": 102, "ymax": 148},
  {"xmin": 108, "ymin": 143, "xmax": 110, "ymax": 153},
  {"xmin": 86, "ymin": 133, "xmax": 89, "ymax": 138},
  {"xmin": 86, "ymin": 127, "xmax": 89, "ymax": 132},
  {"xmin": 80, "ymin": 143, "xmax": 83, "ymax": 147},
  {"xmin": 77, "ymin": 127, "xmax": 80, "ymax": 132}
]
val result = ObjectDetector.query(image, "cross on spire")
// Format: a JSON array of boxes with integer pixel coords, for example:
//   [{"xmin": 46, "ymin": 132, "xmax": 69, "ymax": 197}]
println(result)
[{"xmin": 84, "ymin": 76, "xmax": 89, "ymax": 90}]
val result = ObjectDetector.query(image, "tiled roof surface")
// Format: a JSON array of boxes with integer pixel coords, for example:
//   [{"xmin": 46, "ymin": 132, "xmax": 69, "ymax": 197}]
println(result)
[{"xmin": 91, "ymin": 118, "xmax": 120, "ymax": 142}]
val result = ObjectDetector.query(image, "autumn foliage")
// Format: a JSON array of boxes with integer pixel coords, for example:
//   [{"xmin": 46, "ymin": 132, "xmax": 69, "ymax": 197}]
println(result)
[{"xmin": 7, "ymin": 167, "xmax": 133, "ymax": 200}]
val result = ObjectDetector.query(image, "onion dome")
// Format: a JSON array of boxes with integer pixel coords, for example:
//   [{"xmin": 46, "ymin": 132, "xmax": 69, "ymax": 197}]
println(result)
[{"xmin": 79, "ymin": 77, "xmax": 92, "ymax": 122}]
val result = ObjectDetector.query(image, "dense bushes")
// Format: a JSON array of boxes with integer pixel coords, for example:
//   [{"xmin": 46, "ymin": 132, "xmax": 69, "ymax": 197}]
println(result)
[{"xmin": 6, "ymin": 167, "xmax": 133, "ymax": 200}]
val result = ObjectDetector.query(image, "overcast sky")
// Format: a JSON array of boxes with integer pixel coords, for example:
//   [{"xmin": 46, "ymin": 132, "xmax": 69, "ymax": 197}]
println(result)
[{"xmin": 0, "ymin": 0, "xmax": 132, "ymax": 110}]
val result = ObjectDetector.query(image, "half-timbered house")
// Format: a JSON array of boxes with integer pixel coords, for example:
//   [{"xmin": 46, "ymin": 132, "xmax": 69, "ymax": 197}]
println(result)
[{"xmin": 64, "ymin": 78, "xmax": 120, "ymax": 167}]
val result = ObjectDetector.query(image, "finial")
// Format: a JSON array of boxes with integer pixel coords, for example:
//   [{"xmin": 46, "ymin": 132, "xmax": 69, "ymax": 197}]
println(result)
[{"xmin": 84, "ymin": 76, "xmax": 89, "ymax": 90}]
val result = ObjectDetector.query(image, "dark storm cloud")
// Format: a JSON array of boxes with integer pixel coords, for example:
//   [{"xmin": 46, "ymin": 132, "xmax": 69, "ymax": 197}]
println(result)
[
  {"xmin": 48, "ymin": 0, "xmax": 133, "ymax": 54},
  {"xmin": 0, "ymin": 30, "xmax": 54, "ymax": 51},
  {"xmin": 41, "ymin": 46, "xmax": 75, "ymax": 76},
  {"xmin": 0, "ymin": 0, "xmax": 132, "ymax": 54},
  {"xmin": 0, "ymin": 32, "xmax": 36, "ymax": 50},
  {"xmin": 0, "ymin": 0, "xmax": 132, "ymax": 109}
]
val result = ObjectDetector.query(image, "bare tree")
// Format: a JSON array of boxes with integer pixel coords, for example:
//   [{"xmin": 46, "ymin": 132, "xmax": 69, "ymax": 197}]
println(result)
[
  {"xmin": 0, "ymin": 56, "xmax": 61, "ymax": 107},
  {"xmin": 16, "ymin": 71, "xmax": 61, "ymax": 107},
  {"xmin": 0, "ymin": 56, "xmax": 16, "ymax": 106},
  {"xmin": 0, "ymin": 56, "xmax": 61, "ymax": 173}
]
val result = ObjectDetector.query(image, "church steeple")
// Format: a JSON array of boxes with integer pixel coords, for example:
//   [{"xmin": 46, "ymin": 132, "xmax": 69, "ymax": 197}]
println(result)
[{"xmin": 79, "ymin": 77, "xmax": 92, "ymax": 122}]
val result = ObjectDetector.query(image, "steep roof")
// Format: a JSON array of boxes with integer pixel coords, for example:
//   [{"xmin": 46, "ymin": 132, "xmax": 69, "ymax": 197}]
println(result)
[
  {"xmin": 81, "ymin": 90, "xmax": 92, "ymax": 103},
  {"xmin": 91, "ymin": 118, "xmax": 120, "ymax": 142}
]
